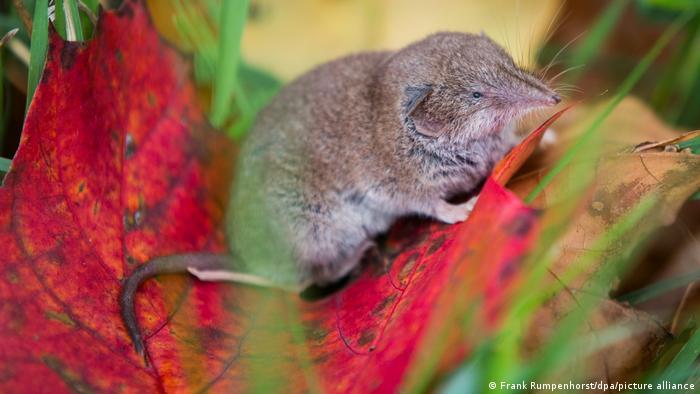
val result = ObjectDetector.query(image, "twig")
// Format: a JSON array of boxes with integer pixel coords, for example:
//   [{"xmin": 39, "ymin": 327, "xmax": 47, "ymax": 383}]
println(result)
[{"xmin": 11, "ymin": 0, "xmax": 33, "ymax": 35}]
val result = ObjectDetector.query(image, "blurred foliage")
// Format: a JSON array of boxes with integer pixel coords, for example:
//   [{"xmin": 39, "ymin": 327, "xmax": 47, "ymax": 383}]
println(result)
[{"xmin": 166, "ymin": 0, "xmax": 280, "ymax": 137}]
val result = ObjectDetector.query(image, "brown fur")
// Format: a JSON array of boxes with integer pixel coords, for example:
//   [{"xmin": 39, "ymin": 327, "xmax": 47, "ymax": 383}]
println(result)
[{"xmin": 228, "ymin": 32, "xmax": 560, "ymax": 286}]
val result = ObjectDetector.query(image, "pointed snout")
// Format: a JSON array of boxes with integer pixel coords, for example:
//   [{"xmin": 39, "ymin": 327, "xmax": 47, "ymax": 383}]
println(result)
[
  {"xmin": 522, "ymin": 90, "xmax": 561, "ymax": 107},
  {"xmin": 514, "ymin": 70, "xmax": 562, "ymax": 107},
  {"xmin": 531, "ymin": 87, "xmax": 561, "ymax": 107}
]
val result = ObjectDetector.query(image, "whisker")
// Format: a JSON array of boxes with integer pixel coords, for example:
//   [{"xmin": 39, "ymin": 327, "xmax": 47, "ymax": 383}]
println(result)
[
  {"xmin": 539, "ymin": 30, "xmax": 586, "ymax": 80},
  {"xmin": 556, "ymin": 83, "xmax": 586, "ymax": 95},
  {"xmin": 548, "ymin": 64, "xmax": 585, "ymax": 84},
  {"xmin": 541, "ymin": 2, "xmax": 567, "ymax": 46}
]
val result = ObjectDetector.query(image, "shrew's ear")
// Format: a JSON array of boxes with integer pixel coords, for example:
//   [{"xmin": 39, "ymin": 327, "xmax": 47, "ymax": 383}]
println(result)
[{"xmin": 403, "ymin": 85, "xmax": 445, "ymax": 138}]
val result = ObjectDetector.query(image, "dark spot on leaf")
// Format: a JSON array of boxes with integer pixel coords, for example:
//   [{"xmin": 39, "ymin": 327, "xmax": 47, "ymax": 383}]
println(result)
[
  {"xmin": 125, "ymin": 133, "xmax": 136, "ymax": 158},
  {"xmin": 133, "ymin": 207, "xmax": 143, "ymax": 227},
  {"xmin": 118, "ymin": 2, "xmax": 134, "ymax": 18},
  {"xmin": 305, "ymin": 327, "xmax": 329, "ymax": 342},
  {"xmin": 78, "ymin": 181, "xmax": 85, "ymax": 193},
  {"xmin": 146, "ymin": 91, "xmax": 157, "ymax": 107},
  {"xmin": 357, "ymin": 330, "xmax": 375, "ymax": 347},
  {"xmin": 5, "ymin": 269, "xmax": 19, "ymax": 284},
  {"xmin": 124, "ymin": 203, "xmax": 143, "ymax": 231},
  {"xmin": 6, "ymin": 303, "xmax": 25, "ymax": 331},
  {"xmin": 60, "ymin": 43, "xmax": 80, "ymax": 70},
  {"xmin": 40, "ymin": 67, "xmax": 51, "ymax": 84},
  {"xmin": 498, "ymin": 258, "xmax": 519, "ymax": 283},
  {"xmin": 505, "ymin": 215, "xmax": 534, "ymax": 237},
  {"xmin": 426, "ymin": 234, "xmax": 447, "ymax": 256},
  {"xmin": 312, "ymin": 353, "xmax": 331, "ymax": 365},
  {"xmin": 395, "ymin": 251, "xmax": 420, "ymax": 282},
  {"xmin": 198, "ymin": 326, "xmax": 235, "ymax": 349},
  {"xmin": 372, "ymin": 294, "xmax": 396, "ymax": 315},
  {"xmin": 45, "ymin": 310, "xmax": 76, "ymax": 327},
  {"xmin": 42, "ymin": 356, "xmax": 97, "ymax": 394},
  {"xmin": 0, "ymin": 366, "xmax": 14, "ymax": 382},
  {"xmin": 115, "ymin": 49, "xmax": 124, "ymax": 64}
]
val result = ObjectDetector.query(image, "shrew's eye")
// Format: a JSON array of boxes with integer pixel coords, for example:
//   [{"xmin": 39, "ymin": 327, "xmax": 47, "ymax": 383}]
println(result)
[{"xmin": 472, "ymin": 92, "xmax": 483, "ymax": 99}]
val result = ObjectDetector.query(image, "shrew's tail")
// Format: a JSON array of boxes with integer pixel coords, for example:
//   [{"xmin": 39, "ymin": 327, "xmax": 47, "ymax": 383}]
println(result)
[{"xmin": 119, "ymin": 254, "xmax": 233, "ymax": 365}]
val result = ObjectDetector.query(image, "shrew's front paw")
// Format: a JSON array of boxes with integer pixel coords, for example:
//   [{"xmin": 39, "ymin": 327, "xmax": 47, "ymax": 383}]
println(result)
[{"xmin": 432, "ymin": 197, "xmax": 477, "ymax": 224}]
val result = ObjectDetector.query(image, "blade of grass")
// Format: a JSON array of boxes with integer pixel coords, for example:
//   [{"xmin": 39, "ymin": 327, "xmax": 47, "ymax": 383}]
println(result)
[
  {"xmin": 617, "ymin": 268, "xmax": 700, "ymax": 304},
  {"xmin": 440, "ymin": 344, "xmax": 491, "ymax": 394},
  {"xmin": 77, "ymin": 0, "xmax": 98, "ymax": 29},
  {"xmin": 54, "ymin": 0, "xmax": 66, "ymax": 38},
  {"xmin": 210, "ymin": 0, "xmax": 250, "ymax": 128},
  {"xmin": 678, "ymin": 131, "xmax": 700, "ymax": 199},
  {"xmin": 27, "ymin": 0, "xmax": 49, "ymax": 110},
  {"xmin": 641, "ymin": 0, "xmax": 700, "ymax": 13},
  {"xmin": 0, "ymin": 49, "xmax": 5, "ymax": 154},
  {"xmin": 525, "ymin": 11, "xmax": 693, "ymax": 203},
  {"xmin": 565, "ymin": 0, "xmax": 629, "ymax": 83},
  {"xmin": 59, "ymin": 0, "xmax": 83, "ymax": 41},
  {"xmin": 650, "ymin": 326, "xmax": 700, "ymax": 392},
  {"xmin": 0, "ymin": 157, "xmax": 12, "ymax": 173},
  {"xmin": 172, "ymin": 0, "xmax": 218, "ymax": 81},
  {"xmin": 670, "ymin": 17, "xmax": 700, "ymax": 125},
  {"xmin": 651, "ymin": 14, "xmax": 699, "ymax": 114}
]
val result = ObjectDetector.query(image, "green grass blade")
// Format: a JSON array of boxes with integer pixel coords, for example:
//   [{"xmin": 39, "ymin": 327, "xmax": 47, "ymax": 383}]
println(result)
[
  {"xmin": 27, "ymin": 0, "xmax": 49, "ymax": 110},
  {"xmin": 80, "ymin": 0, "xmax": 100, "ymax": 13},
  {"xmin": 640, "ymin": 0, "xmax": 700, "ymax": 13},
  {"xmin": 0, "ymin": 50, "xmax": 5, "ymax": 153},
  {"xmin": 525, "ymin": 11, "xmax": 692, "ymax": 203},
  {"xmin": 62, "ymin": 0, "xmax": 83, "ymax": 41},
  {"xmin": 617, "ymin": 268, "xmax": 700, "ymax": 304},
  {"xmin": 649, "ymin": 326, "xmax": 700, "ymax": 392},
  {"xmin": 566, "ymin": 0, "xmax": 629, "ymax": 83},
  {"xmin": 0, "ymin": 157, "xmax": 12, "ymax": 173},
  {"xmin": 54, "ymin": 0, "xmax": 67, "ymax": 38},
  {"xmin": 667, "ymin": 16, "xmax": 700, "ymax": 123},
  {"xmin": 210, "ymin": 0, "xmax": 250, "ymax": 128},
  {"xmin": 663, "ymin": 327, "xmax": 700, "ymax": 380},
  {"xmin": 172, "ymin": 0, "xmax": 217, "ymax": 81},
  {"xmin": 440, "ymin": 344, "xmax": 490, "ymax": 394}
]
